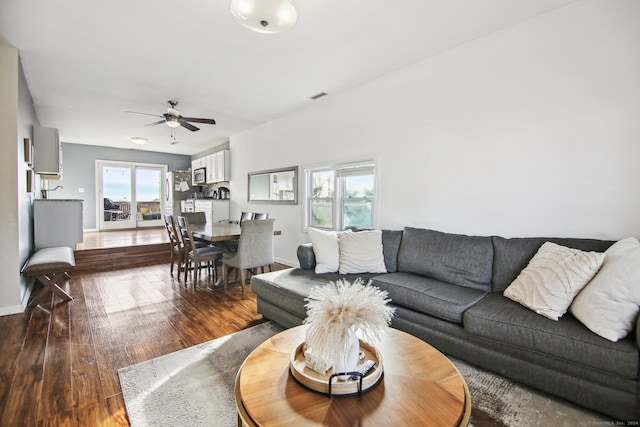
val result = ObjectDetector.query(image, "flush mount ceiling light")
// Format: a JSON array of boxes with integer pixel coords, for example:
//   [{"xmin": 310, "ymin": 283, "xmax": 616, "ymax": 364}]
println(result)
[
  {"xmin": 229, "ymin": 0, "xmax": 297, "ymax": 34},
  {"xmin": 130, "ymin": 136, "xmax": 148, "ymax": 145}
]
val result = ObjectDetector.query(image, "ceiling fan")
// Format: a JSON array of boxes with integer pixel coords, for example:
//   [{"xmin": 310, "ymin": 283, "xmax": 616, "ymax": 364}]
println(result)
[{"xmin": 126, "ymin": 100, "xmax": 216, "ymax": 132}]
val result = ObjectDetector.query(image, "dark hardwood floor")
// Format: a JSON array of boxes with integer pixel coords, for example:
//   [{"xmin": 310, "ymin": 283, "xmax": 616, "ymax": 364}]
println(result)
[{"xmin": 0, "ymin": 258, "xmax": 289, "ymax": 426}]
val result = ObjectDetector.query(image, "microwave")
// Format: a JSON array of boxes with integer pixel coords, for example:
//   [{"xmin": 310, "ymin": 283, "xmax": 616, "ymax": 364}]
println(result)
[{"xmin": 193, "ymin": 168, "xmax": 206, "ymax": 185}]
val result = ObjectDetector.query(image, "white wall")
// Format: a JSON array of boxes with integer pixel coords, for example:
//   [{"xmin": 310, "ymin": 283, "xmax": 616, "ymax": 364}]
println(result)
[
  {"xmin": 17, "ymin": 57, "xmax": 38, "ymax": 307},
  {"xmin": 230, "ymin": 0, "xmax": 640, "ymax": 266},
  {"xmin": 0, "ymin": 45, "xmax": 26, "ymax": 314}
]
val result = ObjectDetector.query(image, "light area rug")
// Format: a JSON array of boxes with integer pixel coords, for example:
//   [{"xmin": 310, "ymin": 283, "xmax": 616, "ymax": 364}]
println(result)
[
  {"xmin": 118, "ymin": 322, "xmax": 284, "ymax": 427},
  {"xmin": 119, "ymin": 322, "xmax": 612, "ymax": 427}
]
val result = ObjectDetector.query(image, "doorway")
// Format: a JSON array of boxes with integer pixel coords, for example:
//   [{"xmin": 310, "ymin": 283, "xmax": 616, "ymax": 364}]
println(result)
[{"xmin": 97, "ymin": 160, "xmax": 167, "ymax": 230}]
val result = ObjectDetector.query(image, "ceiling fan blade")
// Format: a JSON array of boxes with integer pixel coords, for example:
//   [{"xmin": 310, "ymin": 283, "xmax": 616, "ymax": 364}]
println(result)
[
  {"xmin": 125, "ymin": 111, "xmax": 163, "ymax": 118},
  {"xmin": 181, "ymin": 117, "xmax": 216, "ymax": 125},
  {"xmin": 144, "ymin": 120, "xmax": 166, "ymax": 127},
  {"xmin": 179, "ymin": 120, "xmax": 200, "ymax": 132}
]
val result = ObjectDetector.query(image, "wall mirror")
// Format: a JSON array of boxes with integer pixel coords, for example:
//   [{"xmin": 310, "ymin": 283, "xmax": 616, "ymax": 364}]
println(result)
[{"xmin": 248, "ymin": 166, "xmax": 298, "ymax": 204}]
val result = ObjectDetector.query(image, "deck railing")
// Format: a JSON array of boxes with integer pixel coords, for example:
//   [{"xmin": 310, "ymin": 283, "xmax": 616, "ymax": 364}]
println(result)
[{"xmin": 106, "ymin": 201, "xmax": 162, "ymax": 221}]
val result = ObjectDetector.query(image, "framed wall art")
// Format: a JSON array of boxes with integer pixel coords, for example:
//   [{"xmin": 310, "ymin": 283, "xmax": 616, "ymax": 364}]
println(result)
[
  {"xmin": 26, "ymin": 169, "xmax": 35, "ymax": 193},
  {"xmin": 24, "ymin": 138, "xmax": 33, "ymax": 166}
]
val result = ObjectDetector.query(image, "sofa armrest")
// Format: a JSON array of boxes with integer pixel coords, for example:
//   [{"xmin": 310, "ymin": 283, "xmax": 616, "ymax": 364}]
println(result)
[{"xmin": 297, "ymin": 243, "xmax": 316, "ymax": 270}]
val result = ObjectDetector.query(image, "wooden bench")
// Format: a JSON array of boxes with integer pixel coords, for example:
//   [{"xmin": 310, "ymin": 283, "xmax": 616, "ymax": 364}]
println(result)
[{"xmin": 21, "ymin": 247, "xmax": 75, "ymax": 306}]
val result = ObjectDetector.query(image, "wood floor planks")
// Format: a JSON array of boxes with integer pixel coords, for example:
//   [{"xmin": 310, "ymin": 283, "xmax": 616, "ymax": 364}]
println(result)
[
  {"xmin": 0, "ymin": 255, "xmax": 289, "ymax": 426},
  {"xmin": 39, "ymin": 301, "xmax": 73, "ymax": 420}
]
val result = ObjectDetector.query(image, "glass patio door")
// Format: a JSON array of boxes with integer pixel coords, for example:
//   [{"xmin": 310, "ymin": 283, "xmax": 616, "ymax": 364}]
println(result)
[
  {"xmin": 97, "ymin": 160, "xmax": 167, "ymax": 230},
  {"xmin": 134, "ymin": 167, "xmax": 164, "ymax": 227}
]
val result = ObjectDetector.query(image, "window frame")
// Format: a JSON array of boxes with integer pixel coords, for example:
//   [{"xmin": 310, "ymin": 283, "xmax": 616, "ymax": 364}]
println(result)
[
  {"xmin": 307, "ymin": 167, "xmax": 336, "ymax": 229},
  {"xmin": 305, "ymin": 160, "xmax": 377, "ymax": 231}
]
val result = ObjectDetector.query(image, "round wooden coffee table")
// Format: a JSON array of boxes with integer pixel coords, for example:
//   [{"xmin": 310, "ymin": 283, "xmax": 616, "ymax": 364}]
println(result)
[{"xmin": 235, "ymin": 325, "xmax": 471, "ymax": 426}]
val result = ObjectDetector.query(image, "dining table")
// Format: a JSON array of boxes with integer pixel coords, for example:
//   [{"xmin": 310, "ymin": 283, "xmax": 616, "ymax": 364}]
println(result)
[{"xmin": 190, "ymin": 222, "xmax": 282, "ymax": 243}]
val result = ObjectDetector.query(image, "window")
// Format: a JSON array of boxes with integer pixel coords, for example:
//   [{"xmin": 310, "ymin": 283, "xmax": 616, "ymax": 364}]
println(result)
[{"xmin": 306, "ymin": 161, "xmax": 376, "ymax": 230}]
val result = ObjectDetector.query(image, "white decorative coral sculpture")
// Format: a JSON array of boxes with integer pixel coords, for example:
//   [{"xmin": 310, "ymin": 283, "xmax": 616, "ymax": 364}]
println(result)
[{"xmin": 303, "ymin": 278, "xmax": 395, "ymax": 377}]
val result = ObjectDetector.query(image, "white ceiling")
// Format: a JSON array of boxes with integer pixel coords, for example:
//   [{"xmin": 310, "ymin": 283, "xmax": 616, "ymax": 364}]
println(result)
[{"xmin": 0, "ymin": 0, "xmax": 576, "ymax": 155}]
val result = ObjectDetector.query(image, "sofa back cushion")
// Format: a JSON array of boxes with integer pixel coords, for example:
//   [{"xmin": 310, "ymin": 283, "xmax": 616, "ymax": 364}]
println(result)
[
  {"xmin": 491, "ymin": 236, "xmax": 614, "ymax": 293},
  {"xmin": 297, "ymin": 243, "xmax": 316, "ymax": 270},
  {"xmin": 297, "ymin": 229, "xmax": 404, "ymax": 273},
  {"xmin": 382, "ymin": 229, "xmax": 403, "ymax": 273},
  {"xmin": 397, "ymin": 227, "xmax": 494, "ymax": 291}
]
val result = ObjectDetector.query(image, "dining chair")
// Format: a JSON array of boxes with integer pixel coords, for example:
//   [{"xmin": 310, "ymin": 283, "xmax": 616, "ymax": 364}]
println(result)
[
  {"xmin": 240, "ymin": 211, "xmax": 254, "ymax": 225},
  {"xmin": 176, "ymin": 214, "xmax": 209, "ymax": 249},
  {"xmin": 253, "ymin": 213, "xmax": 272, "ymax": 272},
  {"xmin": 224, "ymin": 211, "xmax": 254, "ymax": 252},
  {"xmin": 163, "ymin": 214, "xmax": 185, "ymax": 277},
  {"xmin": 222, "ymin": 219, "xmax": 275, "ymax": 299},
  {"xmin": 180, "ymin": 211, "xmax": 209, "ymax": 244},
  {"xmin": 227, "ymin": 212, "xmax": 272, "ymax": 271},
  {"xmin": 176, "ymin": 216, "xmax": 225, "ymax": 284},
  {"xmin": 180, "ymin": 211, "xmax": 206, "ymax": 224}
]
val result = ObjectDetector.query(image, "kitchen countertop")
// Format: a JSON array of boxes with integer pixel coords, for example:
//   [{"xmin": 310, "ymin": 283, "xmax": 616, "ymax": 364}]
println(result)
[{"xmin": 35, "ymin": 199, "xmax": 84, "ymax": 202}]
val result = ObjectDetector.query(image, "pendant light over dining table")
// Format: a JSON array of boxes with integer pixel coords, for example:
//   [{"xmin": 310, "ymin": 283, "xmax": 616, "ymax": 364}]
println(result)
[{"xmin": 229, "ymin": 0, "xmax": 297, "ymax": 34}]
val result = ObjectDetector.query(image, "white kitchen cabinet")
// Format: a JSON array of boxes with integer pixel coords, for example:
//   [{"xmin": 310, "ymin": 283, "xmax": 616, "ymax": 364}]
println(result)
[
  {"xmin": 214, "ymin": 150, "xmax": 230, "ymax": 182},
  {"xmin": 193, "ymin": 200, "xmax": 230, "ymax": 223},
  {"xmin": 205, "ymin": 154, "xmax": 216, "ymax": 184},
  {"xmin": 192, "ymin": 150, "xmax": 230, "ymax": 184},
  {"xmin": 180, "ymin": 200, "xmax": 195, "ymax": 213},
  {"xmin": 34, "ymin": 126, "xmax": 63, "ymax": 178},
  {"xmin": 34, "ymin": 199, "xmax": 83, "ymax": 250}
]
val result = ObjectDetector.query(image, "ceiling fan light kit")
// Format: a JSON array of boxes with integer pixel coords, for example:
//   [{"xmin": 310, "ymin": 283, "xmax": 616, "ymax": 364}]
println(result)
[
  {"xmin": 230, "ymin": 0, "xmax": 297, "ymax": 34},
  {"xmin": 130, "ymin": 136, "xmax": 148, "ymax": 145},
  {"xmin": 126, "ymin": 101, "xmax": 216, "ymax": 143},
  {"xmin": 166, "ymin": 116, "xmax": 181, "ymax": 128}
]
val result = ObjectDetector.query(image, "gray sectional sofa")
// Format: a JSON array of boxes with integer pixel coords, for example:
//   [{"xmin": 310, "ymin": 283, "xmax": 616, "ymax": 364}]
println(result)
[{"xmin": 250, "ymin": 227, "xmax": 640, "ymax": 421}]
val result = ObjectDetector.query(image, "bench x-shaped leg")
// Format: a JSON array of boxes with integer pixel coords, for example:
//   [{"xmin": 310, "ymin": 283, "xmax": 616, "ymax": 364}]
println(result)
[{"xmin": 29, "ymin": 272, "xmax": 74, "ymax": 307}]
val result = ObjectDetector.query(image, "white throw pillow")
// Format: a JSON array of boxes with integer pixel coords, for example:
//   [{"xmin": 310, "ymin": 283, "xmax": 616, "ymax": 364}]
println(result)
[
  {"xmin": 570, "ymin": 237, "xmax": 640, "ymax": 342},
  {"xmin": 338, "ymin": 230, "xmax": 387, "ymax": 274},
  {"xmin": 503, "ymin": 242, "xmax": 604, "ymax": 321},
  {"xmin": 307, "ymin": 228, "xmax": 350, "ymax": 274}
]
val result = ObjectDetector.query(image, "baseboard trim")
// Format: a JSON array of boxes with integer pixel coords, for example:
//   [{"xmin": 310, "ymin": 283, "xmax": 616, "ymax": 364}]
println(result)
[
  {"xmin": 0, "ymin": 305, "xmax": 25, "ymax": 316},
  {"xmin": 274, "ymin": 256, "xmax": 297, "ymax": 268}
]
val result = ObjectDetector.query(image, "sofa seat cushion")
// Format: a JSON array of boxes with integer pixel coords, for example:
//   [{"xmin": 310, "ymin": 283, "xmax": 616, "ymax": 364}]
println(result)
[
  {"xmin": 464, "ymin": 294, "xmax": 638, "ymax": 379},
  {"xmin": 251, "ymin": 268, "xmax": 380, "ymax": 320},
  {"xmin": 397, "ymin": 227, "xmax": 494, "ymax": 292},
  {"xmin": 370, "ymin": 273, "xmax": 487, "ymax": 324}
]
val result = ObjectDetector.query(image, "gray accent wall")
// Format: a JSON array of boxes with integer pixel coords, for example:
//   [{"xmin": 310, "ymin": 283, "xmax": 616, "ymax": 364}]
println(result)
[{"xmin": 52, "ymin": 143, "xmax": 191, "ymax": 229}]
